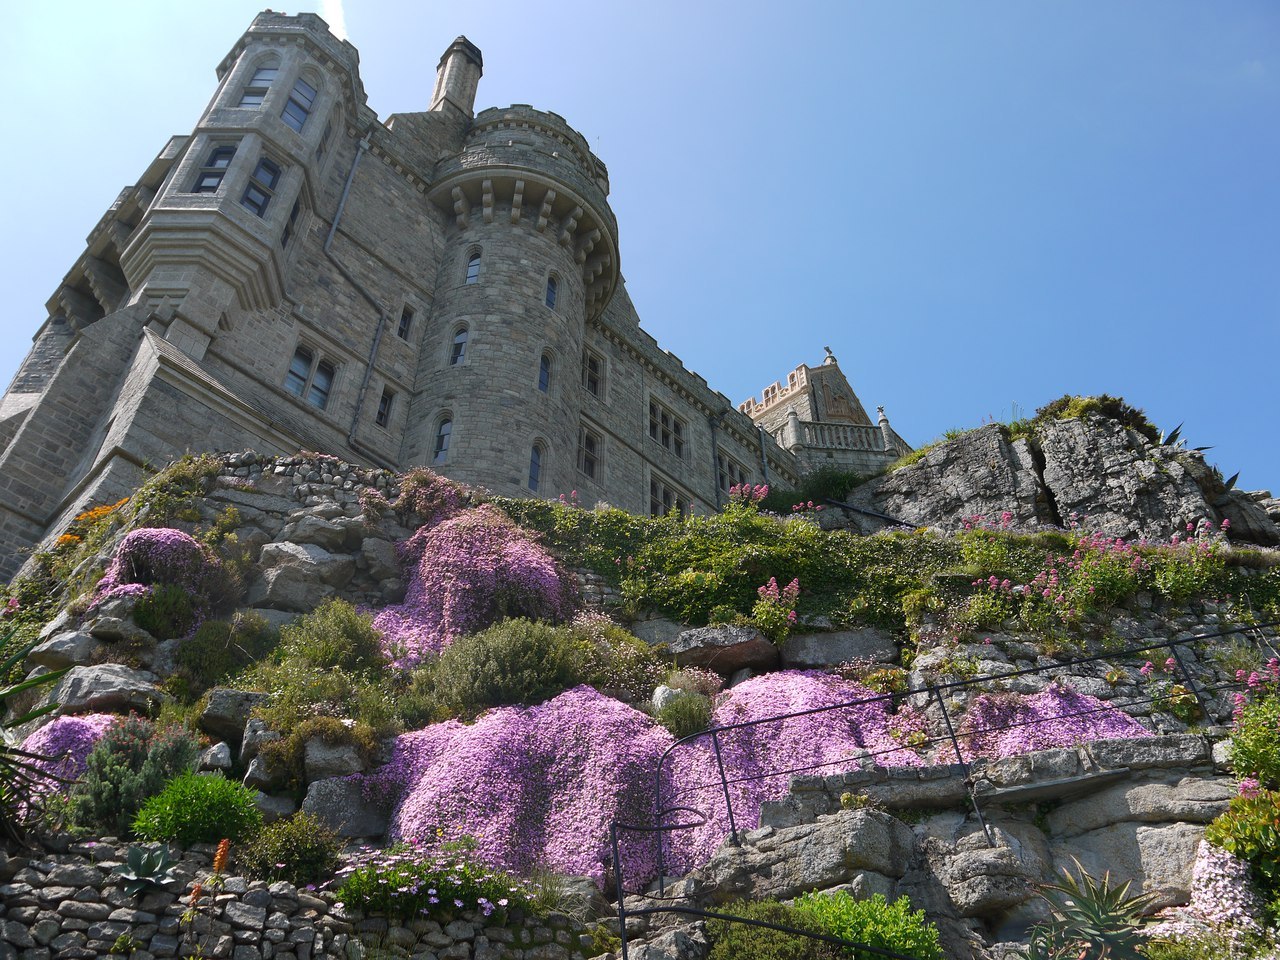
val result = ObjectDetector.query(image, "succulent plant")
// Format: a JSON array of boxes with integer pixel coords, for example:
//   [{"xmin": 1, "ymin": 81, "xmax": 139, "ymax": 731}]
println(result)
[
  {"xmin": 112, "ymin": 843, "xmax": 181, "ymax": 897},
  {"xmin": 1022, "ymin": 858, "xmax": 1156, "ymax": 960}
]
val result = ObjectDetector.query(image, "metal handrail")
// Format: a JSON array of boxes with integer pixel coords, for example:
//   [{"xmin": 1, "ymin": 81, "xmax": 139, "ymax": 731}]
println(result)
[{"xmin": 611, "ymin": 618, "xmax": 1280, "ymax": 958}]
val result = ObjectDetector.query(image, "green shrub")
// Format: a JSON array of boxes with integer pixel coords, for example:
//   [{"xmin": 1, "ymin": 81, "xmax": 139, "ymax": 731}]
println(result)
[
  {"xmin": 1230, "ymin": 694, "xmax": 1280, "ymax": 788},
  {"xmin": 132, "ymin": 584, "xmax": 197, "ymax": 640},
  {"xmin": 238, "ymin": 812, "xmax": 340, "ymax": 887},
  {"xmin": 655, "ymin": 693, "xmax": 713, "ymax": 740},
  {"xmin": 706, "ymin": 900, "xmax": 832, "ymax": 960},
  {"xmin": 1207, "ymin": 789, "xmax": 1280, "ymax": 912},
  {"xmin": 793, "ymin": 891, "xmax": 943, "ymax": 960},
  {"xmin": 428, "ymin": 619, "xmax": 586, "ymax": 719},
  {"xmin": 132, "ymin": 772, "xmax": 261, "ymax": 845},
  {"xmin": 570, "ymin": 615, "xmax": 667, "ymax": 702},
  {"xmin": 277, "ymin": 599, "xmax": 385, "ymax": 673},
  {"xmin": 175, "ymin": 613, "xmax": 278, "ymax": 697},
  {"xmin": 1032, "ymin": 394, "xmax": 1159, "ymax": 444},
  {"xmin": 72, "ymin": 716, "xmax": 200, "ymax": 837}
]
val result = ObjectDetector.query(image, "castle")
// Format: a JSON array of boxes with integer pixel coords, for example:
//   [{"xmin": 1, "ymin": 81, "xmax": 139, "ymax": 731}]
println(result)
[{"xmin": 0, "ymin": 12, "xmax": 909, "ymax": 579}]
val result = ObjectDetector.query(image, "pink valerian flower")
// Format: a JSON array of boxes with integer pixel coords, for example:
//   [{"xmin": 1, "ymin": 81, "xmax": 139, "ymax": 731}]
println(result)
[
  {"xmin": 371, "ymin": 505, "xmax": 577, "ymax": 666},
  {"xmin": 0, "ymin": 597, "xmax": 19, "ymax": 619},
  {"xmin": 1239, "ymin": 777, "xmax": 1262, "ymax": 799},
  {"xmin": 728, "ymin": 483, "xmax": 769, "ymax": 505},
  {"xmin": 1140, "ymin": 661, "xmax": 1153, "ymax": 677}
]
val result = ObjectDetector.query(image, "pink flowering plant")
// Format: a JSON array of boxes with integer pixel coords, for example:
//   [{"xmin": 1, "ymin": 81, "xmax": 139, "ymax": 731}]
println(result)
[
  {"xmin": 751, "ymin": 577, "xmax": 800, "ymax": 643},
  {"xmin": 1206, "ymin": 787, "xmax": 1280, "ymax": 921},
  {"xmin": 1226, "ymin": 659, "xmax": 1280, "ymax": 789},
  {"xmin": 955, "ymin": 682, "xmax": 1151, "ymax": 761},
  {"xmin": 727, "ymin": 483, "xmax": 769, "ymax": 504},
  {"xmin": 19, "ymin": 713, "xmax": 118, "ymax": 796},
  {"xmin": 329, "ymin": 843, "xmax": 531, "ymax": 922},
  {"xmin": 1146, "ymin": 840, "xmax": 1267, "ymax": 953},
  {"xmin": 372, "ymin": 505, "xmax": 576, "ymax": 667}
]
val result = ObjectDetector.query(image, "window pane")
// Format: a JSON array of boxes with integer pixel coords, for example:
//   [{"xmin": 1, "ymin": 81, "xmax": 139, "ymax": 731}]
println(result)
[
  {"xmin": 208, "ymin": 146, "xmax": 236, "ymax": 168},
  {"xmin": 528, "ymin": 446, "xmax": 542, "ymax": 491},
  {"xmin": 282, "ymin": 100, "xmax": 308, "ymax": 132},
  {"xmin": 252, "ymin": 67, "xmax": 278, "ymax": 84},
  {"xmin": 465, "ymin": 254, "xmax": 481, "ymax": 283},
  {"xmin": 450, "ymin": 329, "xmax": 468, "ymax": 365},
  {"xmin": 398, "ymin": 307, "xmax": 414, "ymax": 339},
  {"xmin": 433, "ymin": 420, "xmax": 452, "ymax": 464},
  {"xmin": 285, "ymin": 347, "xmax": 311, "ymax": 396},
  {"xmin": 308, "ymin": 361, "xmax": 334, "ymax": 408},
  {"xmin": 292, "ymin": 78, "xmax": 317, "ymax": 106},
  {"xmin": 376, "ymin": 389, "xmax": 394, "ymax": 427},
  {"xmin": 193, "ymin": 173, "xmax": 223, "ymax": 193},
  {"xmin": 545, "ymin": 277, "xmax": 557, "ymax": 309},
  {"xmin": 254, "ymin": 159, "xmax": 281, "ymax": 189},
  {"xmin": 241, "ymin": 186, "xmax": 269, "ymax": 216},
  {"xmin": 238, "ymin": 92, "xmax": 266, "ymax": 107},
  {"xmin": 538, "ymin": 355, "xmax": 551, "ymax": 392}
]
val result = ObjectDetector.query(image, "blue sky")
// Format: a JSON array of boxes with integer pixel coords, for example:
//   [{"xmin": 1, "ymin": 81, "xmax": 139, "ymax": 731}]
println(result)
[{"xmin": 1, "ymin": 2, "xmax": 1276, "ymax": 496}]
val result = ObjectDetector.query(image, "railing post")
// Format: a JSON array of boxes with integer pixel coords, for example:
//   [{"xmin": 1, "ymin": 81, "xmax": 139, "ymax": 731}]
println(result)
[
  {"xmin": 611, "ymin": 824, "xmax": 630, "ymax": 960},
  {"xmin": 710, "ymin": 729, "xmax": 740, "ymax": 845},
  {"xmin": 932, "ymin": 687, "xmax": 995, "ymax": 848}
]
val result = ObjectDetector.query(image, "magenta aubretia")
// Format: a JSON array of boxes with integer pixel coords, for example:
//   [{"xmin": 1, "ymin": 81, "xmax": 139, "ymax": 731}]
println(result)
[
  {"xmin": 90, "ymin": 527, "xmax": 221, "ymax": 609},
  {"xmin": 956, "ymin": 682, "xmax": 1150, "ymax": 761},
  {"xmin": 372, "ymin": 505, "xmax": 576, "ymax": 666},
  {"xmin": 19, "ymin": 712, "xmax": 119, "ymax": 793}
]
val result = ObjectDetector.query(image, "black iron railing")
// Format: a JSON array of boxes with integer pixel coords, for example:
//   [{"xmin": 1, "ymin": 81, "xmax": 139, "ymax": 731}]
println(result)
[{"xmin": 608, "ymin": 618, "xmax": 1280, "ymax": 958}]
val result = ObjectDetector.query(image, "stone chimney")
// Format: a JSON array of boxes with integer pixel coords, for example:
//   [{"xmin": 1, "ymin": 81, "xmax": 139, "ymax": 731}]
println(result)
[{"xmin": 429, "ymin": 36, "xmax": 483, "ymax": 117}]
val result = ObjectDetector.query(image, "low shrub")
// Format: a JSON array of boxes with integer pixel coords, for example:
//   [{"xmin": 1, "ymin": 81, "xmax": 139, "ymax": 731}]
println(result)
[
  {"xmin": 175, "ymin": 613, "xmax": 278, "ymax": 696},
  {"xmin": 427, "ymin": 618, "xmax": 585, "ymax": 719},
  {"xmin": 132, "ymin": 772, "xmax": 261, "ymax": 845},
  {"xmin": 278, "ymin": 599, "xmax": 385, "ymax": 673},
  {"xmin": 705, "ymin": 900, "xmax": 831, "ymax": 960},
  {"xmin": 238, "ymin": 812, "xmax": 340, "ymax": 887},
  {"xmin": 571, "ymin": 614, "xmax": 667, "ymax": 703},
  {"xmin": 655, "ymin": 692, "xmax": 713, "ymax": 740},
  {"xmin": 257, "ymin": 716, "xmax": 382, "ymax": 791},
  {"xmin": 329, "ymin": 846, "xmax": 532, "ymax": 922},
  {"xmin": 793, "ymin": 890, "xmax": 943, "ymax": 960},
  {"xmin": 72, "ymin": 715, "xmax": 201, "ymax": 837},
  {"xmin": 132, "ymin": 584, "xmax": 198, "ymax": 640}
]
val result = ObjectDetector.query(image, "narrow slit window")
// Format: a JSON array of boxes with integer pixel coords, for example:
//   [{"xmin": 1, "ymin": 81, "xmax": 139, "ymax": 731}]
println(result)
[
  {"xmin": 449, "ymin": 328, "xmax": 468, "ymax": 365},
  {"xmin": 465, "ymin": 253, "xmax": 481, "ymax": 284},
  {"xmin": 578, "ymin": 427, "xmax": 600, "ymax": 480},
  {"xmin": 284, "ymin": 346, "xmax": 312, "ymax": 397},
  {"xmin": 433, "ymin": 419, "xmax": 452, "ymax": 464},
  {"xmin": 281, "ymin": 197, "xmax": 302, "ymax": 248},
  {"xmin": 545, "ymin": 276, "xmax": 558, "ymax": 309},
  {"xmin": 241, "ymin": 156, "xmax": 281, "ymax": 217},
  {"xmin": 397, "ymin": 306, "xmax": 414, "ymax": 340},
  {"xmin": 528, "ymin": 445, "xmax": 543, "ymax": 492},
  {"xmin": 538, "ymin": 354, "xmax": 551, "ymax": 392},
  {"xmin": 375, "ymin": 388, "xmax": 395, "ymax": 427}
]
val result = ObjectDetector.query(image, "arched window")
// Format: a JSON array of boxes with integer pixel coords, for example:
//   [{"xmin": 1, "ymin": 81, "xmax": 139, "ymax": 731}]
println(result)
[
  {"xmin": 433, "ymin": 418, "xmax": 453, "ymax": 465},
  {"xmin": 239, "ymin": 61, "xmax": 279, "ymax": 107},
  {"xmin": 465, "ymin": 253, "xmax": 481, "ymax": 284},
  {"xmin": 538, "ymin": 354, "xmax": 552, "ymax": 392},
  {"xmin": 545, "ymin": 275, "xmax": 558, "ymax": 309},
  {"xmin": 449, "ymin": 327, "xmax": 468, "ymax": 365},
  {"xmin": 528, "ymin": 444, "xmax": 543, "ymax": 492}
]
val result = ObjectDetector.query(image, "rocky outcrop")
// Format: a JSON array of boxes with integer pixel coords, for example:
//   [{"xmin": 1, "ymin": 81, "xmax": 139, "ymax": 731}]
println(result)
[
  {"xmin": 666, "ymin": 625, "xmax": 779, "ymax": 674},
  {"xmin": 840, "ymin": 417, "xmax": 1280, "ymax": 545}
]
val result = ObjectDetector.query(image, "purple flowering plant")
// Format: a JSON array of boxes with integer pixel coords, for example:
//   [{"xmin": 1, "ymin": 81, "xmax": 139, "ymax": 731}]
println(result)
[
  {"xmin": 328, "ymin": 843, "xmax": 529, "ymax": 922},
  {"xmin": 19, "ymin": 713, "xmax": 118, "ymax": 795},
  {"xmin": 955, "ymin": 682, "xmax": 1150, "ymax": 762},
  {"xmin": 372, "ymin": 505, "xmax": 576, "ymax": 667}
]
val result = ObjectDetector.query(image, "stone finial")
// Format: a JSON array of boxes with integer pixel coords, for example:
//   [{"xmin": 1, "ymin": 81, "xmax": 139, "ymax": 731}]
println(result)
[
  {"xmin": 877, "ymin": 405, "xmax": 887, "ymax": 423},
  {"xmin": 823, "ymin": 345, "xmax": 837, "ymax": 365}
]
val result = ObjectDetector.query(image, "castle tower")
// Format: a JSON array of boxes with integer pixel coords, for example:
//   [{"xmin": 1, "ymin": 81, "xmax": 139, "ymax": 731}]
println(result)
[
  {"xmin": 119, "ymin": 13, "xmax": 361, "ymax": 355},
  {"xmin": 406, "ymin": 102, "xmax": 620, "ymax": 498}
]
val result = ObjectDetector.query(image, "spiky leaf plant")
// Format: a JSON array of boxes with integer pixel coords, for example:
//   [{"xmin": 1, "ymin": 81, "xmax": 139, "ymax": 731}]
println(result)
[
  {"xmin": 112, "ymin": 843, "xmax": 181, "ymax": 896},
  {"xmin": 1022, "ymin": 858, "xmax": 1156, "ymax": 960}
]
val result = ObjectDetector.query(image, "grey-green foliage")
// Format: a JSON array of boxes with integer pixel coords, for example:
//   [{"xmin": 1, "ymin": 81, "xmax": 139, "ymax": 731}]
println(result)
[
  {"xmin": 72, "ymin": 715, "xmax": 200, "ymax": 837},
  {"xmin": 112, "ymin": 843, "xmax": 181, "ymax": 896},
  {"xmin": 1022, "ymin": 859, "xmax": 1155, "ymax": 960},
  {"xmin": 655, "ymin": 693, "xmax": 714, "ymax": 741}
]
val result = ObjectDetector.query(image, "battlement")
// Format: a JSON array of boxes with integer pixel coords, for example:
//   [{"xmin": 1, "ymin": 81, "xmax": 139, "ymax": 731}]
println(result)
[{"xmin": 739, "ymin": 364, "xmax": 809, "ymax": 417}]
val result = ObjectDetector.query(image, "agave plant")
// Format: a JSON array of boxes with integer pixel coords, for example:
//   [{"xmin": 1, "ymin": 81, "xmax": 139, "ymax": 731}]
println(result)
[
  {"xmin": 1022, "ymin": 858, "xmax": 1156, "ymax": 960},
  {"xmin": 0, "ymin": 624, "xmax": 70, "ymax": 844},
  {"xmin": 112, "ymin": 843, "xmax": 182, "ymax": 896}
]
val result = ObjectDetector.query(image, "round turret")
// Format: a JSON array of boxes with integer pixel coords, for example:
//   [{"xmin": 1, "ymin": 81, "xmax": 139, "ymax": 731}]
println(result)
[{"xmin": 417, "ymin": 105, "xmax": 620, "ymax": 498}]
